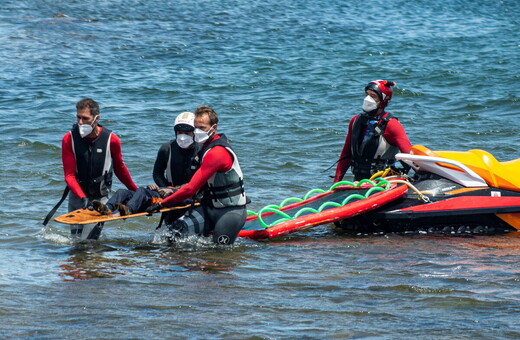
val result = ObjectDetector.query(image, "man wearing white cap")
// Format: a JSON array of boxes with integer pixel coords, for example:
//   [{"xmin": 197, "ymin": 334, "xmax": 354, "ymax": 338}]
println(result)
[
  {"xmin": 149, "ymin": 111, "xmax": 201, "ymax": 223},
  {"xmin": 152, "ymin": 111, "xmax": 200, "ymax": 190}
]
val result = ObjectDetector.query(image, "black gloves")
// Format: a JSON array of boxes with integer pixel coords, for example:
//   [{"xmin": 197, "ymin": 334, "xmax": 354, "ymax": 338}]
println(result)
[
  {"xmin": 146, "ymin": 203, "xmax": 162, "ymax": 215},
  {"xmin": 82, "ymin": 197, "xmax": 93, "ymax": 210}
]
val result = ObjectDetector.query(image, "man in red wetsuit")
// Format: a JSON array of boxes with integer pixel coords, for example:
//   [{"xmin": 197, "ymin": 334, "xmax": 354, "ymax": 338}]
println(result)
[
  {"xmin": 146, "ymin": 106, "xmax": 248, "ymax": 245},
  {"xmin": 334, "ymin": 80, "xmax": 412, "ymax": 182},
  {"xmin": 62, "ymin": 98, "xmax": 138, "ymax": 239}
]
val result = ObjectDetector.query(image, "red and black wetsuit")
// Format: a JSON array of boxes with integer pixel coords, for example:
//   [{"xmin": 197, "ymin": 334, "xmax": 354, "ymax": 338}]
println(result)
[
  {"xmin": 334, "ymin": 112, "xmax": 411, "ymax": 182},
  {"xmin": 160, "ymin": 134, "xmax": 247, "ymax": 245},
  {"xmin": 160, "ymin": 134, "xmax": 233, "ymax": 206},
  {"xmin": 62, "ymin": 125, "xmax": 138, "ymax": 200}
]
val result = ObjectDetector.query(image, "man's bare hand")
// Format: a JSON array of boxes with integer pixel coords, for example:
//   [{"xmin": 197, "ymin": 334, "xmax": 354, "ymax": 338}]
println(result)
[
  {"xmin": 147, "ymin": 184, "xmax": 160, "ymax": 191},
  {"xmin": 158, "ymin": 188, "xmax": 174, "ymax": 198}
]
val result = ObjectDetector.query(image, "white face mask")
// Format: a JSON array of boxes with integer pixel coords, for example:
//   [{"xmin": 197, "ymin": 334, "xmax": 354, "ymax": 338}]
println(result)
[
  {"xmin": 362, "ymin": 95, "xmax": 378, "ymax": 113},
  {"xmin": 78, "ymin": 116, "xmax": 98, "ymax": 138},
  {"xmin": 176, "ymin": 133, "xmax": 194, "ymax": 149},
  {"xmin": 194, "ymin": 126, "xmax": 214, "ymax": 144}
]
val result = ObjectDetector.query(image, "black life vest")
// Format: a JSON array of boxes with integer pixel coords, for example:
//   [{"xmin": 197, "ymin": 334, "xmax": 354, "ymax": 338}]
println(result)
[
  {"xmin": 197, "ymin": 134, "xmax": 246, "ymax": 208},
  {"xmin": 165, "ymin": 140, "xmax": 200, "ymax": 186},
  {"xmin": 70, "ymin": 124, "xmax": 113, "ymax": 198},
  {"xmin": 350, "ymin": 112, "xmax": 399, "ymax": 179}
]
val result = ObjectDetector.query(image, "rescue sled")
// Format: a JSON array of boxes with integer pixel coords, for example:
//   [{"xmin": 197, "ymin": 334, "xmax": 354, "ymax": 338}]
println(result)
[
  {"xmin": 237, "ymin": 179, "xmax": 408, "ymax": 239},
  {"xmin": 339, "ymin": 145, "xmax": 520, "ymax": 234}
]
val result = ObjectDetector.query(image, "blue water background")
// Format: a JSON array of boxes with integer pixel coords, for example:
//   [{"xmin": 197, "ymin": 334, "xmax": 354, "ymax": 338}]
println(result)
[{"xmin": 1, "ymin": 0, "xmax": 519, "ymax": 338}]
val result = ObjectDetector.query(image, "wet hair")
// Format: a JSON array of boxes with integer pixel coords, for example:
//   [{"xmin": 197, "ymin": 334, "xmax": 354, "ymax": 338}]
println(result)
[
  {"xmin": 76, "ymin": 98, "xmax": 100, "ymax": 116},
  {"xmin": 194, "ymin": 105, "xmax": 219, "ymax": 126}
]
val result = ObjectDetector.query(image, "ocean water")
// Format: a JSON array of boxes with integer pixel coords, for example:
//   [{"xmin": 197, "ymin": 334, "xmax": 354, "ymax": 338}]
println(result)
[{"xmin": 1, "ymin": 0, "xmax": 520, "ymax": 338}]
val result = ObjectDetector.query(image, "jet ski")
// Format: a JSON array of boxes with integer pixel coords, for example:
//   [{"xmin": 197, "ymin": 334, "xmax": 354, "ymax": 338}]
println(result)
[{"xmin": 339, "ymin": 145, "xmax": 520, "ymax": 234}]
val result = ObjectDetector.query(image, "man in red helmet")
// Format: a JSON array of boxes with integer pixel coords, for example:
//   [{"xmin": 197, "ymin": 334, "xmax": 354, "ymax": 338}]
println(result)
[{"xmin": 334, "ymin": 80, "xmax": 412, "ymax": 182}]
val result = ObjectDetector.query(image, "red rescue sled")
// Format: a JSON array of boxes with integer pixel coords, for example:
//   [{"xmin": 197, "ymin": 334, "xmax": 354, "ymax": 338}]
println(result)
[{"xmin": 238, "ymin": 179, "xmax": 408, "ymax": 240}]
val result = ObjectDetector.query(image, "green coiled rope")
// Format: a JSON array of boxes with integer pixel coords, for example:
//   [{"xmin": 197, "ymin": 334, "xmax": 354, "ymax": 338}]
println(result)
[{"xmin": 247, "ymin": 178, "xmax": 392, "ymax": 229}]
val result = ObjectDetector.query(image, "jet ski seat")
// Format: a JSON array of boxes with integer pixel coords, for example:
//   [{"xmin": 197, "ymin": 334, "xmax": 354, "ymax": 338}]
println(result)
[{"xmin": 410, "ymin": 145, "xmax": 520, "ymax": 192}]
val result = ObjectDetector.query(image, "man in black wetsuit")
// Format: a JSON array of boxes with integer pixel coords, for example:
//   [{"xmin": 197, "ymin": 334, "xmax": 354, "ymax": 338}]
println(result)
[{"xmin": 151, "ymin": 111, "xmax": 200, "ymax": 223}]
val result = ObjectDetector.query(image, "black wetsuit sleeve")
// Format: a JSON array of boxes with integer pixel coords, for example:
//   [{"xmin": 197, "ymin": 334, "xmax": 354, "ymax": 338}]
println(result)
[{"xmin": 152, "ymin": 143, "xmax": 170, "ymax": 187}]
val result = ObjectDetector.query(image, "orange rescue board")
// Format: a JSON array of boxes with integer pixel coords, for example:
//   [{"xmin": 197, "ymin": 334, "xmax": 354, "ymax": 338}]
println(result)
[{"xmin": 54, "ymin": 203, "xmax": 196, "ymax": 225}]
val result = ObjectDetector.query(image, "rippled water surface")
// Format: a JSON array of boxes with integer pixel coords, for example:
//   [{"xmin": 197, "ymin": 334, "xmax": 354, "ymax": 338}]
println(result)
[{"xmin": 1, "ymin": 0, "xmax": 519, "ymax": 338}]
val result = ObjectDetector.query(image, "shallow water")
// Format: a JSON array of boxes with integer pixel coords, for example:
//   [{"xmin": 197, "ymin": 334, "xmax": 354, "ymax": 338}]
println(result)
[{"xmin": 1, "ymin": 0, "xmax": 520, "ymax": 338}]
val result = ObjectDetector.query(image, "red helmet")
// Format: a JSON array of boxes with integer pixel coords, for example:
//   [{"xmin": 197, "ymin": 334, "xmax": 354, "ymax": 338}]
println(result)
[{"xmin": 365, "ymin": 80, "xmax": 396, "ymax": 109}]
